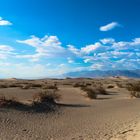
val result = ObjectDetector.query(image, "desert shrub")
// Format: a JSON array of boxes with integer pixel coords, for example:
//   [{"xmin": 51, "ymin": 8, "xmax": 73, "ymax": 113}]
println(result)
[
  {"xmin": 0, "ymin": 95, "xmax": 20, "ymax": 107},
  {"xmin": 33, "ymin": 90, "xmax": 61, "ymax": 103},
  {"xmin": 126, "ymin": 83, "xmax": 140, "ymax": 98},
  {"xmin": 73, "ymin": 82, "xmax": 86, "ymax": 88},
  {"xmin": 116, "ymin": 83, "xmax": 125, "ymax": 88},
  {"xmin": 85, "ymin": 82, "xmax": 92, "ymax": 86},
  {"xmin": 73, "ymin": 82, "xmax": 81, "ymax": 87},
  {"xmin": 94, "ymin": 82, "xmax": 103, "ymax": 87},
  {"xmin": 63, "ymin": 83, "xmax": 72, "ymax": 85},
  {"xmin": 0, "ymin": 84, "xmax": 8, "ymax": 88},
  {"xmin": 107, "ymin": 85, "xmax": 115, "ymax": 89},
  {"xmin": 8, "ymin": 83, "xmax": 19, "ymax": 88},
  {"xmin": 66, "ymin": 77, "xmax": 72, "ymax": 79},
  {"xmin": 97, "ymin": 86, "xmax": 108, "ymax": 95},
  {"xmin": 0, "ymin": 92, "xmax": 60, "ymax": 112},
  {"xmin": 83, "ymin": 87, "xmax": 98, "ymax": 99},
  {"xmin": 32, "ymin": 90, "xmax": 61, "ymax": 112},
  {"xmin": 30, "ymin": 83, "xmax": 42, "ymax": 88},
  {"xmin": 20, "ymin": 84, "xmax": 31, "ymax": 89},
  {"xmin": 42, "ymin": 84, "xmax": 58, "ymax": 90},
  {"xmin": 82, "ymin": 85, "xmax": 107, "ymax": 99}
]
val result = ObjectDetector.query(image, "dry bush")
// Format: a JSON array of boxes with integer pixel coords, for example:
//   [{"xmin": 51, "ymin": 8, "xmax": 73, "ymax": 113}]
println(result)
[
  {"xmin": 8, "ymin": 83, "xmax": 19, "ymax": 88},
  {"xmin": 73, "ymin": 82, "xmax": 86, "ymax": 88},
  {"xmin": 30, "ymin": 83, "xmax": 42, "ymax": 88},
  {"xmin": 0, "ymin": 84, "xmax": 8, "ymax": 88},
  {"xmin": 32, "ymin": 90, "xmax": 61, "ymax": 112},
  {"xmin": 42, "ymin": 84, "xmax": 58, "ymax": 90},
  {"xmin": 0, "ymin": 92, "xmax": 60, "ymax": 112},
  {"xmin": 73, "ymin": 82, "xmax": 80, "ymax": 87},
  {"xmin": 107, "ymin": 85, "xmax": 115, "ymax": 89},
  {"xmin": 85, "ymin": 83, "xmax": 92, "ymax": 86},
  {"xmin": 82, "ymin": 87, "xmax": 98, "ymax": 99},
  {"xmin": 116, "ymin": 82, "xmax": 125, "ymax": 88},
  {"xmin": 126, "ymin": 83, "xmax": 140, "ymax": 98},
  {"xmin": 20, "ymin": 83, "xmax": 42, "ymax": 89},
  {"xmin": 0, "ymin": 95, "xmax": 20, "ymax": 107},
  {"xmin": 82, "ymin": 85, "xmax": 107, "ymax": 99},
  {"xmin": 0, "ymin": 83, "xmax": 22, "ymax": 88},
  {"xmin": 33, "ymin": 90, "xmax": 61, "ymax": 104},
  {"xmin": 90, "ymin": 82, "xmax": 107, "ymax": 95},
  {"xmin": 20, "ymin": 84, "xmax": 31, "ymax": 89},
  {"xmin": 97, "ymin": 86, "xmax": 108, "ymax": 95}
]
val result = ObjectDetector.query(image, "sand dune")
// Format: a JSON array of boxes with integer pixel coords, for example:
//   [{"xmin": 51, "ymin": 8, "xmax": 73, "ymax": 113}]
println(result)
[{"xmin": 0, "ymin": 79, "xmax": 140, "ymax": 140}]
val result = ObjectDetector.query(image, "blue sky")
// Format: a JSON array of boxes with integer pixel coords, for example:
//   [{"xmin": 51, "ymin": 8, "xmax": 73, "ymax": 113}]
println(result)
[{"xmin": 0, "ymin": 0, "xmax": 140, "ymax": 78}]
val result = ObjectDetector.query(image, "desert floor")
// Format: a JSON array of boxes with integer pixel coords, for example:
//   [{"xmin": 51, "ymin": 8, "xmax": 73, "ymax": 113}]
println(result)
[{"xmin": 0, "ymin": 78, "xmax": 140, "ymax": 140}]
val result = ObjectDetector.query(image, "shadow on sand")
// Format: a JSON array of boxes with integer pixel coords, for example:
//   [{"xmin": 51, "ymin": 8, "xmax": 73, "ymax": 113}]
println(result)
[
  {"xmin": 103, "ymin": 91, "xmax": 119, "ymax": 96},
  {"xmin": 96, "ymin": 97, "xmax": 112, "ymax": 100},
  {"xmin": 0, "ymin": 101, "xmax": 58, "ymax": 113},
  {"xmin": 0, "ymin": 102, "xmax": 90, "ymax": 113},
  {"xmin": 57, "ymin": 103, "xmax": 90, "ymax": 108}
]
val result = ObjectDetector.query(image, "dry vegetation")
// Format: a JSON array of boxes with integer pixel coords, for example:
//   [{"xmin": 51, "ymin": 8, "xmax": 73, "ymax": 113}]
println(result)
[
  {"xmin": 73, "ymin": 81, "xmax": 108, "ymax": 99},
  {"xmin": 82, "ymin": 87, "xmax": 98, "ymax": 99},
  {"xmin": 82, "ymin": 86, "xmax": 107, "ymax": 99},
  {"xmin": 126, "ymin": 82, "xmax": 140, "ymax": 98},
  {"xmin": 107, "ymin": 85, "xmax": 115, "ymax": 89},
  {"xmin": 33, "ymin": 90, "xmax": 61, "ymax": 103},
  {"xmin": 0, "ymin": 78, "xmax": 140, "ymax": 110},
  {"xmin": 0, "ymin": 88, "xmax": 61, "ymax": 112},
  {"xmin": 42, "ymin": 83, "xmax": 58, "ymax": 90},
  {"xmin": 0, "ymin": 95, "xmax": 20, "ymax": 107}
]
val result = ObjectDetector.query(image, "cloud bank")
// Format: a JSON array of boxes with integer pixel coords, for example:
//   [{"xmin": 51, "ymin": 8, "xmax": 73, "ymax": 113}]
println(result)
[{"xmin": 1, "ymin": 34, "xmax": 140, "ymax": 78}]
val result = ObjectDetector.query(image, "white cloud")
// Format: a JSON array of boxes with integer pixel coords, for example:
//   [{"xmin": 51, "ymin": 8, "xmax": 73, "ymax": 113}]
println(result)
[
  {"xmin": 67, "ymin": 57, "xmax": 74, "ymax": 63},
  {"xmin": 84, "ymin": 58, "xmax": 91, "ymax": 63},
  {"xmin": 81, "ymin": 42, "xmax": 102, "ymax": 54},
  {"xmin": 0, "ymin": 45, "xmax": 14, "ymax": 51},
  {"xmin": 58, "ymin": 64, "xmax": 65, "ymax": 67},
  {"xmin": 70, "ymin": 37, "xmax": 140, "ymax": 70},
  {"xmin": 0, "ymin": 62, "xmax": 71, "ymax": 78},
  {"xmin": 100, "ymin": 22, "xmax": 120, "ymax": 31},
  {"xmin": 67, "ymin": 45, "xmax": 80, "ymax": 56},
  {"xmin": 16, "ymin": 35, "xmax": 139, "ymax": 66},
  {"xmin": 90, "ymin": 64, "xmax": 104, "ymax": 70},
  {"xmin": 4, "ymin": 34, "xmax": 140, "ymax": 77},
  {"xmin": 0, "ymin": 17, "xmax": 12, "ymax": 26},
  {"xmin": 0, "ymin": 45, "xmax": 15, "ymax": 59},
  {"xmin": 17, "ymin": 35, "xmax": 66, "ymax": 61},
  {"xmin": 100, "ymin": 38, "xmax": 115, "ymax": 44}
]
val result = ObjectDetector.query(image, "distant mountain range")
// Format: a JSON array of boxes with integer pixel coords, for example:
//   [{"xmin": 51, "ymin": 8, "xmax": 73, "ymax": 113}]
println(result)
[{"xmin": 63, "ymin": 70, "xmax": 140, "ymax": 78}]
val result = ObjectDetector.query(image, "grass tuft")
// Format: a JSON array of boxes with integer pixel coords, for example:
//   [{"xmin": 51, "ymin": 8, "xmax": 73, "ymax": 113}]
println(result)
[{"xmin": 126, "ymin": 83, "xmax": 140, "ymax": 98}]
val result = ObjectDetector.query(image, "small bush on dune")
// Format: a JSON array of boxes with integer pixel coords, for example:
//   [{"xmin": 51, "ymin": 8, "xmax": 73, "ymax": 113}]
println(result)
[
  {"xmin": 0, "ymin": 84, "xmax": 8, "ymax": 88},
  {"xmin": 130, "ymin": 91, "xmax": 140, "ymax": 98},
  {"xmin": 73, "ymin": 82, "xmax": 81, "ymax": 87},
  {"xmin": 73, "ymin": 82, "xmax": 86, "ymax": 88},
  {"xmin": 20, "ymin": 84, "xmax": 31, "ymax": 89},
  {"xmin": 107, "ymin": 85, "xmax": 115, "ymax": 89},
  {"xmin": 0, "ymin": 95, "xmax": 20, "ymax": 107},
  {"xmin": 126, "ymin": 83, "xmax": 140, "ymax": 98},
  {"xmin": 8, "ymin": 83, "xmax": 19, "ymax": 88},
  {"xmin": 31, "ymin": 83, "xmax": 42, "ymax": 88},
  {"xmin": 82, "ymin": 85, "xmax": 107, "ymax": 99},
  {"xmin": 33, "ymin": 90, "xmax": 61, "ymax": 104},
  {"xmin": 85, "ymin": 83, "xmax": 92, "ymax": 86},
  {"xmin": 0, "ymin": 90, "xmax": 61, "ymax": 112},
  {"xmin": 116, "ymin": 82, "xmax": 126, "ymax": 88},
  {"xmin": 42, "ymin": 84, "xmax": 58, "ymax": 90},
  {"xmin": 83, "ymin": 87, "xmax": 98, "ymax": 99},
  {"xmin": 97, "ymin": 86, "xmax": 108, "ymax": 95}
]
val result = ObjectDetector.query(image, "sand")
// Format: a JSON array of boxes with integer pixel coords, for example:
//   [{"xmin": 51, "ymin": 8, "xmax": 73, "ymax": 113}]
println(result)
[{"xmin": 0, "ymin": 79, "xmax": 140, "ymax": 140}]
